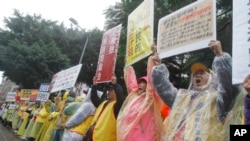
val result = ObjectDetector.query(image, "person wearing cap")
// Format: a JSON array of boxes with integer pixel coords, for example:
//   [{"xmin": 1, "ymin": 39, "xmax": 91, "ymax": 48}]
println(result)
[
  {"xmin": 89, "ymin": 74, "xmax": 125, "ymax": 141},
  {"xmin": 151, "ymin": 40, "xmax": 241, "ymax": 141},
  {"xmin": 117, "ymin": 44, "xmax": 165, "ymax": 141}
]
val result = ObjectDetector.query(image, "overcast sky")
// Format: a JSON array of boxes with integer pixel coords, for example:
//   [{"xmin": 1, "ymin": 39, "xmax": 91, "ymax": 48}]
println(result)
[{"xmin": 0, "ymin": 0, "xmax": 120, "ymax": 30}]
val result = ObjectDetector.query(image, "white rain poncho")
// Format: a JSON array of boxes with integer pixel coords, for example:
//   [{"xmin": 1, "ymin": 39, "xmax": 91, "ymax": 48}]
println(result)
[
  {"xmin": 62, "ymin": 89, "xmax": 95, "ymax": 141},
  {"xmin": 152, "ymin": 53, "xmax": 242, "ymax": 141}
]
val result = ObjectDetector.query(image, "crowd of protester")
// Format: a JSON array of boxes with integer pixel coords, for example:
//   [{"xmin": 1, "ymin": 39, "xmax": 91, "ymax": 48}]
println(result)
[{"xmin": 0, "ymin": 40, "xmax": 249, "ymax": 141}]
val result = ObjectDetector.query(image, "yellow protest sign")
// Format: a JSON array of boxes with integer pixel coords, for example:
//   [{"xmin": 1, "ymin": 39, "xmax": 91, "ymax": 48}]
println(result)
[{"xmin": 126, "ymin": 0, "xmax": 154, "ymax": 66}]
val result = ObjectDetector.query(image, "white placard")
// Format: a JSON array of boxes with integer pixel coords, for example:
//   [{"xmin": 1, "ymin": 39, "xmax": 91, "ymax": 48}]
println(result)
[
  {"xmin": 50, "ymin": 64, "xmax": 82, "ymax": 93},
  {"xmin": 232, "ymin": 0, "xmax": 250, "ymax": 84},
  {"xmin": 36, "ymin": 92, "xmax": 50, "ymax": 101},
  {"xmin": 157, "ymin": 0, "xmax": 216, "ymax": 58},
  {"xmin": 5, "ymin": 92, "xmax": 16, "ymax": 102},
  {"xmin": 8, "ymin": 104, "xmax": 17, "ymax": 110}
]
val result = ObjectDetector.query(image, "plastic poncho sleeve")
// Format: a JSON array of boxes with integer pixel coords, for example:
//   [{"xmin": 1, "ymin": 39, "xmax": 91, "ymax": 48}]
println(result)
[
  {"xmin": 91, "ymin": 85, "xmax": 103, "ymax": 108},
  {"xmin": 124, "ymin": 66, "xmax": 139, "ymax": 94},
  {"xmin": 65, "ymin": 102, "xmax": 95, "ymax": 128},
  {"xmin": 113, "ymin": 84, "xmax": 126, "ymax": 118},
  {"xmin": 212, "ymin": 53, "xmax": 240, "ymax": 122},
  {"xmin": 146, "ymin": 56, "xmax": 164, "ymax": 107},
  {"xmin": 151, "ymin": 63, "xmax": 178, "ymax": 108}
]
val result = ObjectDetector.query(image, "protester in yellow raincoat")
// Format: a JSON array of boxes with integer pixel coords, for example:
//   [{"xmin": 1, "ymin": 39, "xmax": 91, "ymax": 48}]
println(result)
[
  {"xmin": 52, "ymin": 90, "xmax": 69, "ymax": 141},
  {"xmin": 17, "ymin": 102, "xmax": 34, "ymax": 137},
  {"xmin": 42, "ymin": 97, "xmax": 60, "ymax": 141},
  {"xmin": 28, "ymin": 100, "xmax": 51, "ymax": 141},
  {"xmin": 22, "ymin": 102, "xmax": 40, "ymax": 140}
]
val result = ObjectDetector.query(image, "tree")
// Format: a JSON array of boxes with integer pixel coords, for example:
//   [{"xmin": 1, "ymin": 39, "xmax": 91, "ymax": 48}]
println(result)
[{"xmin": 0, "ymin": 10, "xmax": 70, "ymax": 88}]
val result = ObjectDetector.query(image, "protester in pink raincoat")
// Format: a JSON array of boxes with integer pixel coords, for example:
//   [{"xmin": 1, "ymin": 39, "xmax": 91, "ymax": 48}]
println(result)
[{"xmin": 117, "ymin": 45, "xmax": 165, "ymax": 141}]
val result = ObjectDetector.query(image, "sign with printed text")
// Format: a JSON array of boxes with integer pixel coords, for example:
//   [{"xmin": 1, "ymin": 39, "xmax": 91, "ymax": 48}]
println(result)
[
  {"xmin": 20, "ymin": 89, "xmax": 38, "ymax": 101},
  {"xmin": 36, "ymin": 92, "xmax": 50, "ymax": 102},
  {"xmin": 36, "ymin": 83, "xmax": 50, "ymax": 101},
  {"xmin": 157, "ymin": 0, "xmax": 216, "ymax": 59},
  {"xmin": 50, "ymin": 64, "xmax": 82, "ymax": 93},
  {"xmin": 8, "ymin": 104, "xmax": 17, "ymax": 110},
  {"xmin": 126, "ymin": 0, "xmax": 154, "ymax": 66},
  {"xmin": 95, "ymin": 24, "xmax": 122, "ymax": 83},
  {"xmin": 232, "ymin": 0, "xmax": 250, "ymax": 84},
  {"xmin": 5, "ymin": 92, "xmax": 16, "ymax": 102},
  {"xmin": 39, "ymin": 83, "xmax": 50, "ymax": 92}
]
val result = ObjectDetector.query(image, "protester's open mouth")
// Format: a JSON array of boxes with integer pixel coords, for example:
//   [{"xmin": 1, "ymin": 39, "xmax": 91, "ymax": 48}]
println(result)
[
  {"xmin": 138, "ymin": 88, "xmax": 142, "ymax": 90},
  {"xmin": 196, "ymin": 79, "xmax": 201, "ymax": 83}
]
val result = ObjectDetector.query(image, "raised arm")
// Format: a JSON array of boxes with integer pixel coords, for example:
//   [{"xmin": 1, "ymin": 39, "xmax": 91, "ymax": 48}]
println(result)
[
  {"xmin": 124, "ymin": 66, "xmax": 139, "ymax": 94},
  {"xmin": 90, "ymin": 76, "xmax": 103, "ymax": 108},
  {"xmin": 209, "ymin": 40, "xmax": 240, "ymax": 122},
  {"xmin": 151, "ymin": 44, "xmax": 178, "ymax": 108},
  {"xmin": 113, "ymin": 83, "xmax": 126, "ymax": 118}
]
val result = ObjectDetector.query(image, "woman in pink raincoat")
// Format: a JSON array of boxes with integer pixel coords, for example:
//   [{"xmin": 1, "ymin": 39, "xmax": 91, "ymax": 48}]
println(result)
[{"xmin": 117, "ymin": 45, "xmax": 165, "ymax": 141}]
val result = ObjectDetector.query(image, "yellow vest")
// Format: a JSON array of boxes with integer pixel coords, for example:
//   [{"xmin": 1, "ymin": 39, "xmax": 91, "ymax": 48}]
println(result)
[
  {"xmin": 93, "ymin": 101, "xmax": 116, "ymax": 141},
  {"xmin": 70, "ymin": 115, "xmax": 94, "ymax": 135}
]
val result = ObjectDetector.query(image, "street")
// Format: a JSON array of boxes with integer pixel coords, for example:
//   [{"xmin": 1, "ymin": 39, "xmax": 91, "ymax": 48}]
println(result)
[{"xmin": 0, "ymin": 122, "xmax": 22, "ymax": 141}]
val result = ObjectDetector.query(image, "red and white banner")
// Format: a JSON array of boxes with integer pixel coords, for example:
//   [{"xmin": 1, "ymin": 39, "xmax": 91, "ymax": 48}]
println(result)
[{"xmin": 95, "ymin": 24, "xmax": 122, "ymax": 83}]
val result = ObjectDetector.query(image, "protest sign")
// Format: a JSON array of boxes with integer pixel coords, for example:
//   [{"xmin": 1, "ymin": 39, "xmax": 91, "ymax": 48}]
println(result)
[
  {"xmin": 232, "ymin": 0, "xmax": 250, "ymax": 84},
  {"xmin": 5, "ymin": 92, "xmax": 16, "ymax": 102},
  {"xmin": 157, "ymin": 0, "xmax": 216, "ymax": 58},
  {"xmin": 50, "ymin": 64, "xmax": 82, "ymax": 93},
  {"xmin": 126, "ymin": 0, "xmax": 154, "ymax": 66},
  {"xmin": 95, "ymin": 24, "xmax": 122, "ymax": 83}
]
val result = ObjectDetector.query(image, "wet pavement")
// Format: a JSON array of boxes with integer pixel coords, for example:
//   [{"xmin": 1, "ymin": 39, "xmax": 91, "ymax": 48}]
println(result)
[{"xmin": 0, "ymin": 122, "xmax": 22, "ymax": 141}]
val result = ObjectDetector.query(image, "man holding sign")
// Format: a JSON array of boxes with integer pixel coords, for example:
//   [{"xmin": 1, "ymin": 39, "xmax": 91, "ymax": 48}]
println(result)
[{"xmin": 151, "ymin": 40, "xmax": 241, "ymax": 141}]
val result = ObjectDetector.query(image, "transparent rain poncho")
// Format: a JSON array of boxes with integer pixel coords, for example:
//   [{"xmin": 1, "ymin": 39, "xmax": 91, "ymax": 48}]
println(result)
[
  {"xmin": 65, "ymin": 89, "xmax": 95, "ymax": 129},
  {"xmin": 62, "ymin": 89, "xmax": 96, "ymax": 141},
  {"xmin": 151, "ymin": 53, "xmax": 242, "ymax": 141},
  {"xmin": 117, "ymin": 56, "xmax": 164, "ymax": 141}
]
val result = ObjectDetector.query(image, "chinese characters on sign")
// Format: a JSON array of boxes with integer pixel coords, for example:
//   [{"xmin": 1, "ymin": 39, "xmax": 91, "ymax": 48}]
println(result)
[
  {"xmin": 36, "ymin": 83, "xmax": 50, "ymax": 102},
  {"xmin": 5, "ymin": 92, "xmax": 16, "ymax": 102},
  {"xmin": 157, "ymin": 0, "xmax": 216, "ymax": 58},
  {"xmin": 95, "ymin": 24, "xmax": 122, "ymax": 83},
  {"xmin": 50, "ymin": 64, "xmax": 82, "ymax": 93},
  {"xmin": 126, "ymin": 0, "xmax": 154, "ymax": 66}
]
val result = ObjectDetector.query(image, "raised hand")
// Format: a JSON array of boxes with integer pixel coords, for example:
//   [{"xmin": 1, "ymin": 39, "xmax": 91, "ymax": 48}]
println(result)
[
  {"xmin": 208, "ymin": 40, "xmax": 224, "ymax": 56},
  {"xmin": 93, "ymin": 76, "xmax": 97, "ymax": 85},
  {"xmin": 111, "ymin": 74, "xmax": 117, "ymax": 84}
]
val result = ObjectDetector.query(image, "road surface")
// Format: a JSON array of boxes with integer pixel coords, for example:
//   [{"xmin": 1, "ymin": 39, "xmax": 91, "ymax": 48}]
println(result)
[{"xmin": 0, "ymin": 122, "xmax": 22, "ymax": 141}]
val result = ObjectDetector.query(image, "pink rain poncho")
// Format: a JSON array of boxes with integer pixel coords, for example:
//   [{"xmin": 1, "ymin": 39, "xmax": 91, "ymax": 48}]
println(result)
[{"xmin": 117, "ymin": 56, "xmax": 164, "ymax": 141}]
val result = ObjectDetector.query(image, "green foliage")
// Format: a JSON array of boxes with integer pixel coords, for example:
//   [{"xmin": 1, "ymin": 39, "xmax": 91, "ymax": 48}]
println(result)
[{"xmin": 0, "ymin": 10, "xmax": 70, "ymax": 88}]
